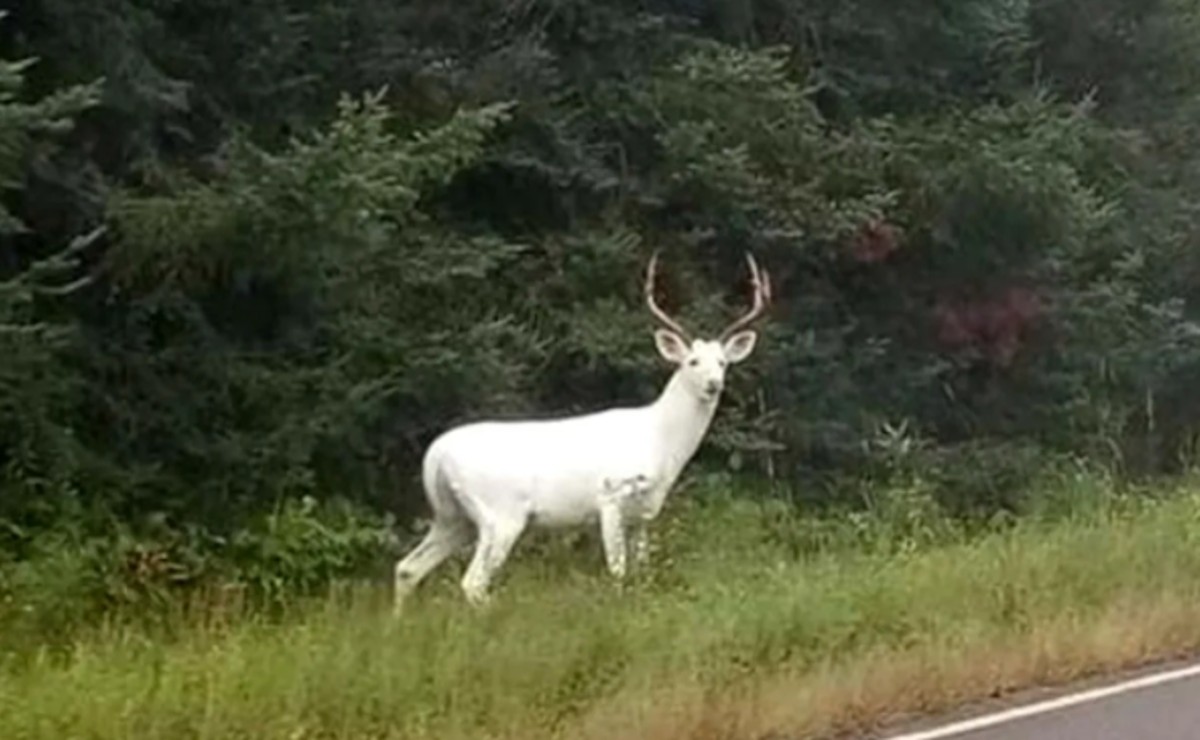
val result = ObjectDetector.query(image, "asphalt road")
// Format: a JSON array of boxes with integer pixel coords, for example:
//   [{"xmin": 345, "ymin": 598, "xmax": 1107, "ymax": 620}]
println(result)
[{"xmin": 878, "ymin": 661, "xmax": 1200, "ymax": 740}]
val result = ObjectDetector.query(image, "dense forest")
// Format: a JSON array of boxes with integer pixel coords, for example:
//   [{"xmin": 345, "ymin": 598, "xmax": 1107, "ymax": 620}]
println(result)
[{"xmin": 3, "ymin": 0, "xmax": 1200, "ymax": 606}]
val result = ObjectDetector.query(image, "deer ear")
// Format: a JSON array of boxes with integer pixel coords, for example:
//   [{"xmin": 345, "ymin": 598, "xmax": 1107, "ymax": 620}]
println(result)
[
  {"xmin": 654, "ymin": 330, "xmax": 690, "ymax": 364},
  {"xmin": 722, "ymin": 330, "xmax": 758, "ymax": 364}
]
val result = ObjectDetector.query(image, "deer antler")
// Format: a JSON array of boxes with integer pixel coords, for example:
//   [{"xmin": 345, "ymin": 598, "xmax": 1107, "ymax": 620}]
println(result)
[
  {"xmin": 719, "ymin": 252, "xmax": 772, "ymax": 341},
  {"xmin": 644, "ymin": 252, "xmax": 693, "ymax": 341}
]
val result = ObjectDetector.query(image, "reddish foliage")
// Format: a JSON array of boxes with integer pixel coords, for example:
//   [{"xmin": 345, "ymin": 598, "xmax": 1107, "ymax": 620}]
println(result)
[
  {"xmin": 933, "ymin": 286, "xmax": 1043, "ymax": 367},
  {"xmin": 850, "ymin": 218, "xmax": 901, "ymax": 264}
]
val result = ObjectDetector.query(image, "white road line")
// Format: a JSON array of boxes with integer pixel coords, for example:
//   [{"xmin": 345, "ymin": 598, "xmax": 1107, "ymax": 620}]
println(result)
[{"xmin": 883, "ymin": 660, "xmax": 1200, "ymax": 740}]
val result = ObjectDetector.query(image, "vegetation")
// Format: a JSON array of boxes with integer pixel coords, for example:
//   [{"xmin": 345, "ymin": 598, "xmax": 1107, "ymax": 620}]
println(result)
[
  {"xmin": 5, "ymin": 0, "xmax": 1200, "ymax": 734},
  {"xmin": 5, "ymin": 472, "xmax": 1200, "ymax": 739}
]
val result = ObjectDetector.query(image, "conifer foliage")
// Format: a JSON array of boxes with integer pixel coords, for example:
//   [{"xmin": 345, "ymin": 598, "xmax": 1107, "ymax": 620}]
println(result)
[{"xmin": 2, "ymin": 0, "xmax": 1200, "ymax": 595}]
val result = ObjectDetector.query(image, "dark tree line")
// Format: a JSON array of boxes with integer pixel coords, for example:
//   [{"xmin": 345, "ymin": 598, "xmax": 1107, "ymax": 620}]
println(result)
[{"xmin": 3, "ymin": 0, "xmax": 1200, "ymax": 600}]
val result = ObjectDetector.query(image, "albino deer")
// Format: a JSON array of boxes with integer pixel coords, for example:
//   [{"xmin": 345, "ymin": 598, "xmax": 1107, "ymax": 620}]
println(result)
[{"xmin": 393, "ymin": 253, "xmax": 771, "ymax": 611}]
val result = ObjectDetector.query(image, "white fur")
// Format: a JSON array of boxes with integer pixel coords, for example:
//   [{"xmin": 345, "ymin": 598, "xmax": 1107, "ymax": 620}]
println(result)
[{"xmin": 392, "ymin": 330, "xmax": 760, "ymax": 610}]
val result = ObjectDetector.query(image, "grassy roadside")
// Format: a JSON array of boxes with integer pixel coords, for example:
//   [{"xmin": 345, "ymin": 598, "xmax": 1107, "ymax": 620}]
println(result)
[{"xmin": 3, "ymin": 478, "xmax": 1200, "ymax": 739}]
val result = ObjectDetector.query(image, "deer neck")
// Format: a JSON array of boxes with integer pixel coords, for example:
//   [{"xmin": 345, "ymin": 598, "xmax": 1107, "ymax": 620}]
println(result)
[{"xmin": 650, "ymin": 370, "xmax": 720, "ymax": 483}]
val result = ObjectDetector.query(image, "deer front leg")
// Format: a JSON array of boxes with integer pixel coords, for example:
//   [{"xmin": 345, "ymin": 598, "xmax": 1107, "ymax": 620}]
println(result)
[
  {"xmin": 599, "ymin": 501, "xmax": 628, "ymax": 579},
  {"xmin": 629, "ymin": 520, "xmax": 650, "ymax": 569},
  {"xmin": 625, "ymin": 475, "xmax": 658, "ymax": 571}
]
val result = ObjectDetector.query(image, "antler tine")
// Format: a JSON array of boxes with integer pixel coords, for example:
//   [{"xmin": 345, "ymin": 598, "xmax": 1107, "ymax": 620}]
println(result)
[
  {"xmin": 644, "ymin": 251, "xmax": 693, "ymax": 341},
  {"xmin": 719, "ymin": 252, "xmax": 772, "ymax": 340}
]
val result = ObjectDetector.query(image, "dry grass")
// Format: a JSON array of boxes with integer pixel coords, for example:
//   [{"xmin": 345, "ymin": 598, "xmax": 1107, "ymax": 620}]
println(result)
[{"xmin": 572, "ymin": 593, "xmax": 1200, "ymax": 740}]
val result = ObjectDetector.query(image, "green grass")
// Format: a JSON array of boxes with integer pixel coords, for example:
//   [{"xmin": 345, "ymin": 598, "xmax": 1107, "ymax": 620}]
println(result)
[{"xmin": 5, "ymin": 476, "xmax": 1200, "ymax": 739}]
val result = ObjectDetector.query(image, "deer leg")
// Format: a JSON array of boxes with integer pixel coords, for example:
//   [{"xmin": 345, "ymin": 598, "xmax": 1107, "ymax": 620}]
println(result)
[
  {"xmin": 393, "ymin": 519, "xmax": 472, "ymax": 615},
  {"xmin": 461, "ymin": 516, "xmax": 525, "ymax": 606},
  {"xmin": 599, "ymin": 500, "xmax": 628, "ymax": 579},
  {"xmin": 629, "ymin": 521, "xmax": 651, "ymax": 569},
  {"xmin": 613, "ymin": 475, "xmax": 655, "ymax": 573}
]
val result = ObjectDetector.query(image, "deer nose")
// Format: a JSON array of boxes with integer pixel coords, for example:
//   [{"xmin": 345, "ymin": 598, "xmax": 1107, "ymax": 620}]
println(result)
[{"xmin": 704, "ymin": 380, "xmax": 721, "ymax": 395}]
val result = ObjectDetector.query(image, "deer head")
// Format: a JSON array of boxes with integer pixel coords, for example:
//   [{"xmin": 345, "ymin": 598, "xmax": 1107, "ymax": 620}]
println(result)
[{"xmin": 644, "ymin": 252, "xmax": 772, "ymax": 403}]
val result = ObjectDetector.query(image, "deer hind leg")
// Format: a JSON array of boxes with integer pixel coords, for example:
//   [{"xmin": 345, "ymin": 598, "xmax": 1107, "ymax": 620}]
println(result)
[
  {"xmin": 393, "ymin": 518, "xmax": 472, "ymax": 615},
  {"xmin": 460, "ymin": 514, "xmax": 526, "ymax": 606}
]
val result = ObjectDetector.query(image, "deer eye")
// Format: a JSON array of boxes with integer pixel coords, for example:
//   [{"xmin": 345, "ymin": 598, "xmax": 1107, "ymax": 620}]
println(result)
[{"xmin": 687, "ymin": 358, "xmax": 700, "ymax": 367}]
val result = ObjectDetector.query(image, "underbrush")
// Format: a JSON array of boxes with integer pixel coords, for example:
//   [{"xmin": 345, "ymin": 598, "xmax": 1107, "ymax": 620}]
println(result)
[
  {"xmin": 0, "ymin": 496, "xmax": 397, "ymax": 655},
  {"xmin": 3, "ymin": 467, "xmax": 1200, "ymax": 738}
]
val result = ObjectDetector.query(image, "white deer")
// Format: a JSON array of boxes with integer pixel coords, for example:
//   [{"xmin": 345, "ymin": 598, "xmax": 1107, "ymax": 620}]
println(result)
[{"xmin": 392, "ymin": 252, "xmax": 771, "ymax": 611}]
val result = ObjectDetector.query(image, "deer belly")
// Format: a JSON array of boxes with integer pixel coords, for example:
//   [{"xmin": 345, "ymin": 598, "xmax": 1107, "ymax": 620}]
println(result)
[
  {"xmin": 504, "ymin": 472, "xmax": 602, "ymax": 529},
  {"xmin": 525, "ymin": 486, "xmax": 601, "ymax": 528}
]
